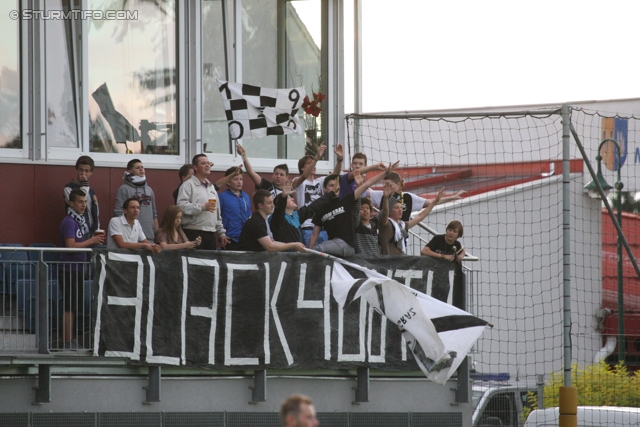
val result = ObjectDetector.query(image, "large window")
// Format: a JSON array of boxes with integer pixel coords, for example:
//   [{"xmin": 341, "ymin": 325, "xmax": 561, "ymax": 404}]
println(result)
[
  {"xmin": 0, "ymin": 0, "xmax": 21, "ymax": 149},
  {"xmin": 284, "ymin": 0, "xmax": 322, "ymax": 160},
  {"xmin": 202, "ymin": 0, "xmax": 230, "ymax": 155},
  {"xmin": 1, "ymin": 0, "xmax": 340, "ymax": 167},
  {"xmin": 87, "ymin": 0, "xmax": 178, "ymax": 155},
  {"xmin": 45, "ymin": 0, "xmax": 79, "ymax": 149},
  {"xmin": 201, "ymin": 0, "xmax": 322, "ymax": 161}
]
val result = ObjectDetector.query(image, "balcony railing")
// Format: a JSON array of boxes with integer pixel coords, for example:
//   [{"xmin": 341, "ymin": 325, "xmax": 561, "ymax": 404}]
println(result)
[
  {"xmin": 1, "ymin": 239, "xmax": 480, "ymax": 355},
  {"xmin": 1, "ymin": 246, "xmax": 94, "ymax": 354}
]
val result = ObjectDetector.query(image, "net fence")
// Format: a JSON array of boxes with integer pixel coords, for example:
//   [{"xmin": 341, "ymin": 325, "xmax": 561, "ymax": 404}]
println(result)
[{"xmin": 346, "ymin": 103, "xmax": 640, "ymax": 413}]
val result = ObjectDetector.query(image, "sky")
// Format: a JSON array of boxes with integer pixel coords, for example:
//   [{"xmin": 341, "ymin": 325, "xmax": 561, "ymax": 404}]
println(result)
[
  {"xmin": 5, "ymin": 1, "xmax": 640, "ymax": 117},
  {"xmin": 342, "ymin": 0, "xmax": 640, "ymax": 113}
]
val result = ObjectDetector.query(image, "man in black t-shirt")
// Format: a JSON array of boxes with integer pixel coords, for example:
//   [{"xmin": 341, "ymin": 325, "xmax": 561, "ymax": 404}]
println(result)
[
  {"xmin": 309, "ymin": 162, "xmax": 399, "ymax": 257},
  {"xmin": 238, "ymin": 189, "xmax": 306, "ymax": 253}
]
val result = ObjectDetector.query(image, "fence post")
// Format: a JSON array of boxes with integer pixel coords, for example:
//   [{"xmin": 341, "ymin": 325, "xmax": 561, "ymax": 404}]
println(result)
[
  {"xmin": 37, "ymin": 252, "xmax": 49, "ymax": 354},
  {"xmin": 353, "ymin": 367, "xmax": 369, "ymax": 404},
  {"xmin": 33, "ymin": 364, "xmax": 51, "ymax": 404},
  {"xmin": 249, "ymin": 369, "xmax": 267, "ymax": 403},
  {"xmin": 143, "ymin": 366, "xmax": 162, "ymax": 404}
]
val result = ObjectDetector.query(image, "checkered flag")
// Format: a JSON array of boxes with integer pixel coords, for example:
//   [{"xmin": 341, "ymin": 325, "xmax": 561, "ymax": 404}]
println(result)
[{"xmin": 217, "ymin": 80, "xmax": 305, "ymax": 140}]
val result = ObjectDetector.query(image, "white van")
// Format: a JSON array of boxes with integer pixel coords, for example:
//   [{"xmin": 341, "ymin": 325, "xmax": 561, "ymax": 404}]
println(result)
[
  {"xmin": 524, "ymin": 406, "xmax": 640, "ymax": 426},
  {"xmin": 472, "ymin": 381, "xmax": 537, "ymax": 426}
]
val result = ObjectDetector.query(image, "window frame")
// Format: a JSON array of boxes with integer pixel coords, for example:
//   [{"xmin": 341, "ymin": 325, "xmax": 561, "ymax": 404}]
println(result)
[{"xmin": 1, "ymin": 0, "xmax": 344, "ymax": 174}]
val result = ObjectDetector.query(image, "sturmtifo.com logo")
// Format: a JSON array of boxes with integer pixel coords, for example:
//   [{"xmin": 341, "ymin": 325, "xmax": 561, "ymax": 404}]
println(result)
[{"xmin": 10, "ymin": 9, "xmax": 139, "ymax": 20}]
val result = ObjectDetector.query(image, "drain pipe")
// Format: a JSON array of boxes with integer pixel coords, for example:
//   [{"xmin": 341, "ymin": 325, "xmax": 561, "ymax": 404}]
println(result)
[{"xmin": 593, "ymin": 336, "xmax": 617, "ymax": 364}]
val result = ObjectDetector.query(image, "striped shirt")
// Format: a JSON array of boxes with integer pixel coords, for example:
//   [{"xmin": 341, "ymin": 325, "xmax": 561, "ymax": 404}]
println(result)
[{"xmin": 354, "ymin": 217, "xmax": 381, "ymax": 255}]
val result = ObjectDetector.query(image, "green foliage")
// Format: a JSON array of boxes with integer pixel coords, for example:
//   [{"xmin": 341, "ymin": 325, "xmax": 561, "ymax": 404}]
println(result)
[
  {"xmin": 523, "ymin": 362, "xmax": 640, "ymax": 420},
  {"xmin": 608, "ymin": 191, "xmax": 640, "ymax": 214}
]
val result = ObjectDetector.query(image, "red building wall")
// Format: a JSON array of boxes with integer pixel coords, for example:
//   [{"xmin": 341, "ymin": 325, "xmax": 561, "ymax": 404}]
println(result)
[
  {"xmin": 602, "ymin": 209, "xmax": 640, "ymax": 312},
  {"xmin": 0, "ymin": 163, "xmax": 255, "ymax": 246}
]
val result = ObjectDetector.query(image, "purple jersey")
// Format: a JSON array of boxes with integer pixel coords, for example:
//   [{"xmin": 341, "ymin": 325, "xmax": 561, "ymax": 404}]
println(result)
[
  {"xmin": 339, "ymin": 172, "xmax": 357, "ymax": 199},
  {"xmin": 59, "ymin": 215, "xmax": 86, "ymax": 268}
]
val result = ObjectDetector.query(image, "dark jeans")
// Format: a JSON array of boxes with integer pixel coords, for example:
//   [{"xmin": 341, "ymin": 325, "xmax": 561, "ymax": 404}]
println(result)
[
  {"xmin": 184, "ymin": 229, "xmax": 217, "ymax": 250},
  {"xmin": 58, "ymin": 268, "xmax": 85, "ymax": 313},
  {"xmin": 224, "ymin": 240, "xmax": 242, "ymax": 251}
]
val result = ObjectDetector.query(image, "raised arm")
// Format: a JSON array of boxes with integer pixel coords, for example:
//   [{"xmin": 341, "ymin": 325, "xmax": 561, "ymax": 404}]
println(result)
[
  {"xmin": 214, "ymin": 165, "xmax": 243, "ymax": 189},
  {"xmin": 292, "ymin": 143, "xmax": 327, "ymax": 188},
  {"xmin": 332, "ymin": 143, "xmax": 344, "ymax": 175},
  {"xmin": 299, "ymin": 191, "xmax": 335, "ymax": 224},
  {"xmin": 236, "ymin": 144, "xmax": 262, "ymax": 187},
  {"xmin": 354, "ymin": 161, "xmax": 399, "ymax": 199},
  {"xmin": 271, "ymin": 179, "xmax": 293, "ymax": 232},
  {"xmin": 346, "ymin": 162, "xmax": 385, "ymax": 182},
  {"xmin": 421, "ymin": 189, "xmax": 467, "ymax": 207},
  {"xmin": 407, "ymin": 187, "xmax": 444, "ymax": 229},
  {"xmin": 379, "ymin": 181, "xmax": 393, "ymax": 228}
]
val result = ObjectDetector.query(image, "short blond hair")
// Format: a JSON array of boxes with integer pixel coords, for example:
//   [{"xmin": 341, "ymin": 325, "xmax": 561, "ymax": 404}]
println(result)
[{"xmin": 280, "ymin": 394, "xmax": 313, "ymax": 425}]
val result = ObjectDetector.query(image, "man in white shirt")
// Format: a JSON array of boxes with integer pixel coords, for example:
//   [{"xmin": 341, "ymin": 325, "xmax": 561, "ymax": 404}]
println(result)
[{"xmin": 107, "ymin": 198, "xmax": 161, "ymax": 252}]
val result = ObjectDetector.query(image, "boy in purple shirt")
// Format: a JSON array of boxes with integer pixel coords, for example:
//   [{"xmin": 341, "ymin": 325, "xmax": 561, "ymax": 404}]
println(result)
[
  {"xmin": 338, "ymin": 152, "xmax": 385, "ymax": 199},
  {"xmin": 59, "ymin": 188, "xmax": 105, "ymax": 349}
]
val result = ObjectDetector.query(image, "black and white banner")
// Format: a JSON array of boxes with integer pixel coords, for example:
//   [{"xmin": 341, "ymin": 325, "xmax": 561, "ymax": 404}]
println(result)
[
  {"xmin": 217, "ymin": 80, "xmax": 304, "ymax": 139},
  {"xmin": 92, "ymin": 250, "xmax": 487, "ymax": 380},
  {"xmin": 326, "ymin": 252, "xmax": 488, "ymax": 384}
]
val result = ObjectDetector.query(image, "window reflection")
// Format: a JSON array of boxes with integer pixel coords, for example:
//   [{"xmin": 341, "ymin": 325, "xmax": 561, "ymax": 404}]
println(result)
[
  {"xmin": 285, "ymin": 0, "xmax": 322, "ymax": 160},
  {"xmin": 202, "ymin": 0, "xmax": 230, "ymax": 155},
  {"xmin": 46, "ymin": 0, "xmax": 79, "ymax": 148},
  {"xmin": 0, "ymin": 1, "xmax": 21, "ymax": 149},
  {"xmin": 88, "ymin": 0, "xmax": 177, "ymax": 155},
  {"xmin": 201, "ymin": 0, "xmax": 322, "ymax": 160},
  {"xmin": 240, "ymin": 0, "xmax": 278, "ymax": 158}
]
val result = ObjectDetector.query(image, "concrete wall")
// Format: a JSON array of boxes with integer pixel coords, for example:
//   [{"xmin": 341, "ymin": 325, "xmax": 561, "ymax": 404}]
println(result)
[{"xmin": 0, "ymin": 372, "xmax": 471, "ymax": 422}]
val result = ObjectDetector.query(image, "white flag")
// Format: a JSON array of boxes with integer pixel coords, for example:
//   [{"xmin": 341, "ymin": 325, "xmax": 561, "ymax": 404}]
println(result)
[
  {"xmin": 327, "ymin": 254, "xmax": 488, "ymax": 384},
  {"xmin": 217, "ymin": 80, "xmax": 305, "ymax": 140}
]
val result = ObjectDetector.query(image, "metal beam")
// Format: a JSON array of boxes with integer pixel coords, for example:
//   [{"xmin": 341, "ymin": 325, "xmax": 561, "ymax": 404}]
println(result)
[
  {"xmin": 455, "ymin": 357, "xmax": 469, "ymax": 403},
  {"xmin": 352, "ymin": 367, "xmax": 369, "ymax": 404},
  {"xmin": 32, "ymin": 364, "xmax": 51, "ymax": 405},
  {"xmin": 249, "ymin": 369, "xmax": 267, "ymax": 403},
  {"xmin": 143, "ymin": 366, "xmax": 161, "ymax": 404}
]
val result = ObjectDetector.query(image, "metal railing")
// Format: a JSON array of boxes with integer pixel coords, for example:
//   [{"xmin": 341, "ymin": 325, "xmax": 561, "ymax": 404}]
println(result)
[
  {"xmin": 1, "ymin": 238, "xmax": 480, "ymax": 354},
  {"xmin": 407, "ymin": 222, "xmax": 480, "ymax": 316},
  {"xmin": 0, "ymin": 246, "xmax": 94, "ymax": 354}
]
